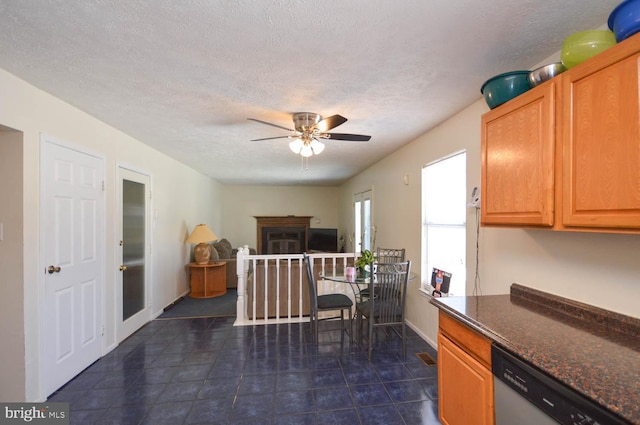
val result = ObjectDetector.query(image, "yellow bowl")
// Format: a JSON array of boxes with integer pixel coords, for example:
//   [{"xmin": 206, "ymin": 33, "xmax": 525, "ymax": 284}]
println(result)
[{"xmin": 561, "ymin": 30, "xmax": 616, "ymax": 68}]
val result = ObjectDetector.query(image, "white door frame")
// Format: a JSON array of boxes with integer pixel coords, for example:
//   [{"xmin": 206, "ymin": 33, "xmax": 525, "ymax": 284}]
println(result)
[
  {"xmin": 38, "ymin": 134, "xmax": 106, "ymax": 400},
  {"xmin": 115, "ymin": 163, "xmax": 153, "ymax": 342},
  {"xmin": 354, "ymin": 188, "xmax": 374, "ymax": 252}
]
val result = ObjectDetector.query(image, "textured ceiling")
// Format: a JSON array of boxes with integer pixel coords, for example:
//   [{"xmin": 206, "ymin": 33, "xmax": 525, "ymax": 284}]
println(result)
[{"xmin": 0, "ymin": 0, "xmax": 621, "ymax": 185}]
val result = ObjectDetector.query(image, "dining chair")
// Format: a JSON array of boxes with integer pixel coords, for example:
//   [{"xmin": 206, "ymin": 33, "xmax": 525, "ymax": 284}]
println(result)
[
  {"xmin": 357, "ymin": 247, "xmax": 406, "ymax": 302},
  {"xmin": 303, "ymin": 253, "xmax": 353, "ymax": 345},
  {"xmin": 356, "ymin": 260, "xmax": 411, "ymax": 360},
  {"xmin": 376, "ymin": 247, "xmax": 406, "ymax": 263}
]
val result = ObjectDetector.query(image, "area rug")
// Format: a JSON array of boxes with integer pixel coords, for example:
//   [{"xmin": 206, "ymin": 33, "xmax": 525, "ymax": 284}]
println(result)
[{"xmin": 158, "ymin": 289, "xmax": 237, "ymax": 319}]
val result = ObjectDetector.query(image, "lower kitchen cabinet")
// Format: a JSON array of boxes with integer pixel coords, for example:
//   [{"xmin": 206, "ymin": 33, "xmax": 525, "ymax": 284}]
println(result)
[{"xmin": 438, "ymin": 311, "xmax": 494, "ymax": 425}]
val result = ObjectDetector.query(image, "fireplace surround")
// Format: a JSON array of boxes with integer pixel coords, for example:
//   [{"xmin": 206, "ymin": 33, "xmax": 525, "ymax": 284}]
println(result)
[{"xmin": 255, "ymin": 216, "xmax": 312, "ymax": 254}]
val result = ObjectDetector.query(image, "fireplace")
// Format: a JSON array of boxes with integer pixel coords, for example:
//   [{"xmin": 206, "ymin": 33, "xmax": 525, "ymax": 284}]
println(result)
[
  {"xmin": 264, "ymin": 227, "xmax": 305, "ymax": 254},
  {"xmin": 255, "ymin": 216, "xmax": 312, "ymax": 254}
]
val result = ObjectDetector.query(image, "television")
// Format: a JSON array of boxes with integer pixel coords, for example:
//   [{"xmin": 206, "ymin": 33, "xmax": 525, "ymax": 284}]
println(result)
[{"xmin": 308, "ymin": 228, "xmax": 338, "ymax": 252}]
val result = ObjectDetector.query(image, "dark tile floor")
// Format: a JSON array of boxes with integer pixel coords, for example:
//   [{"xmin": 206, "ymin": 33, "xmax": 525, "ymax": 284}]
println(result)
[{"xmin": 49, "ymin": 317, "xmax": 441, "ymax": 425}]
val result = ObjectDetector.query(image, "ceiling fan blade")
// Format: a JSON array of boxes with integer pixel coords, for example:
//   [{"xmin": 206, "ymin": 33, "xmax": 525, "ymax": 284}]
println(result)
[
  {"xmin": 250, "ymin": 135, "xmax": 292, "ymax": 141},
  {"xmin": 247, "ymin": 118, "xmax": 294, "ymax": 132},
  {"xmin": 323, "ymin": 132, "xmax": 371, "ymax": 141},
  {"xmin": 316, "ymin": 114, "xmax": 347, "ymax": 132}
]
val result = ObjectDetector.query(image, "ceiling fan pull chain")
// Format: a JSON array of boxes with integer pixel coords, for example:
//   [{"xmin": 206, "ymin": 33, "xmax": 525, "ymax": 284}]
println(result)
[{"xmin": 300, "ymin": 155, "xmax": 309, "ymax": 172}]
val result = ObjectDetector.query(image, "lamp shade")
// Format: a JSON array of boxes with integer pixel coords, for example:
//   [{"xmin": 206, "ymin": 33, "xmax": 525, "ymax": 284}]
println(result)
[
  {"xmin": 289, "ymin": 138, "xmax": 303, "ymax": 154},
  {"xmin": 300, "ymin": 144, "xmax": 313, "ymax": 157},
  {"xmin": 186, "ymin": 224, "xmax": 218, "ymax": 244},
  {"xmin": 186, "ymin": 224, "xmax": 219, "ymax": 264},
  {"xmin": 310, "ymin": 139, "xmax": 325, "ymax": 154}
]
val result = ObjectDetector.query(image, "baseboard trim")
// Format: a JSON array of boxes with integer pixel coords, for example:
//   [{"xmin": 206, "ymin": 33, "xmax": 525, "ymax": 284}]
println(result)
[{"xmin": 405, "ymin": 319, "xmax": 437, "ymax": 350}]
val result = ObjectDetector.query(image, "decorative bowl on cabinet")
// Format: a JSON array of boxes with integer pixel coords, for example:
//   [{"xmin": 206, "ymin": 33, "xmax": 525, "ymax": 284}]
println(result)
[
  {"xmin": 481, "ymin": 70, "xmax": 531, "ymax": 109},
  {"xmin": 561, "ymin": 30, "xmax": 616, "ymax": 68},
  {"xmin": 608, "ymin": 0, "xmax": 640, "ymax": 42}
]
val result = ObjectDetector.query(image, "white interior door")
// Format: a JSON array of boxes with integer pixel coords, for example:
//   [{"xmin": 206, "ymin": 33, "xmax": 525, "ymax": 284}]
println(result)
[
  {"xmin": 42, "ymin": 137, "xmax": 104, "ymax": 396},
  {"xmin": 117, "ymin": 166, "xmax": 152, "ymax": 342}
]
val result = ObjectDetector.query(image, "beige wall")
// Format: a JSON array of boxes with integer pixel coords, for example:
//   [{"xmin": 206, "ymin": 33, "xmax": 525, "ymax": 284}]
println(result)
[
  {"xmin": 0, "ymin": 129, "xmax": 25, "ymax": 401},
  {"xmin": 0, "ymin": 68, "xmax": 222, "ymax": 401},
  {"xmin": 340, "ymin": 98, "xmax": 640, "ymax": 347},
  {"xmin": 221, "ymin": 185, "xmax": 341, "ymax": 249},
  {"xmin": 4, "ymin": 29, "xmax": 639, "ymax": 400}
]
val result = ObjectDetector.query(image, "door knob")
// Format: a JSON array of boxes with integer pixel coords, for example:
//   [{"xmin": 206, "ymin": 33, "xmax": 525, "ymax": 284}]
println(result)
[
  {"xmin": 47, "ymin": 265, "xmax": 61, "ymax": 274},
  {"xmin": 119, "ymin": 265, "xmax": 127, "ymax": 271}
]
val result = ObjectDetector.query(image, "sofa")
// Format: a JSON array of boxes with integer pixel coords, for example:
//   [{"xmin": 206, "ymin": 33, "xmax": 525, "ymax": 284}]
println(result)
[{"xmin": 211, "ymin": 238, "xmax": 256, "ymax": 289}]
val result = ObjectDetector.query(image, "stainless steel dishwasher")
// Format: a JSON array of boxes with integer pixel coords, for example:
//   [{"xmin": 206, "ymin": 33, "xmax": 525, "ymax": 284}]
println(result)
[{"xmin": 491, "ymin": 344, "xmax": 630, "ymax": 425}]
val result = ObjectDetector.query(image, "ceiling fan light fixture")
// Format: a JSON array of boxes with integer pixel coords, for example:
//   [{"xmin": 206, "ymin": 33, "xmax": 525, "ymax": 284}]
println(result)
[
  {"xmin": 300, "ymin": 144, "xmax": 313, "ymax": 157},
  {"xmin": 248, "ymin": 112, "xmax": 370, "ymax": 162},
  {"xmin": 289, "ymin": 138, "xmax": 303, "ymax": 154},
  {"xmin": 310, "ymin": 139, "xmax": 325, "ymax": 155}
]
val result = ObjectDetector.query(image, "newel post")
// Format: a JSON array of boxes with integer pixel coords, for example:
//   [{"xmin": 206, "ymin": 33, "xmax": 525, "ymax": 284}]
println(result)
[{"xmin": 234, "ymin": 245, "xmax": 249, "ymax": 325}]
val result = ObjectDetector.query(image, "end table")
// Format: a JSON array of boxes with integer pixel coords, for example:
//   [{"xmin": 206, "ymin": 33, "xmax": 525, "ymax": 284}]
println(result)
[{"xmin": 189, "ymin": 262, "xmax": 227, "ymax": 298}]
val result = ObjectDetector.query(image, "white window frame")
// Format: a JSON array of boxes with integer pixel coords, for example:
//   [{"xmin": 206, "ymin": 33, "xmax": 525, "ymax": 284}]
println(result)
[{"xmin": 421, "ymin": 151, "xmax": 467, "ymax": 296}]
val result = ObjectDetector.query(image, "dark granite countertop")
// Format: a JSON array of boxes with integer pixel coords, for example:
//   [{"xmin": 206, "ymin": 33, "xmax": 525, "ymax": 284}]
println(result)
[{"xmin": 430, "ymin": 284, "xmax": 640, "ymax": 425}]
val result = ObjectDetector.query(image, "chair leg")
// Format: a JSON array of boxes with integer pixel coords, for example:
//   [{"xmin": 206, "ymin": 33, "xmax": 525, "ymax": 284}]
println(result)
[
  {"xmin": 368, "ymin": 316, "xmax": 374, "ymax": 360},
  {"xmin": 348, "ymin": 308, "xmax": 353, "ymax": 344},
  {"xmin": 310, "ymin": 315, "xmax": 315, "ymax": 344},
  {"xmin": 401, "ymin": 321, "xmax": 406, "ymax": 360}
]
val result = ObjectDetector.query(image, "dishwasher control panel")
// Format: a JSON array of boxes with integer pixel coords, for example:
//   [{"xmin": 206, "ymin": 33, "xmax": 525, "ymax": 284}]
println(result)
[{"xmin": 491, "ymin": 344, "xmax": 629, "ymax": 425}]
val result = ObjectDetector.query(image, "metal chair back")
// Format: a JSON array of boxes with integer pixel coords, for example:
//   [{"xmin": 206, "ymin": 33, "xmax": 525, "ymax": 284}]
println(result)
[
  {"xmin": 375, "ymin": 247, "xmax": 405, "ymax": 263},
  {"xmin": 357, "ymin": 260, "xmax": 411, "ymax": 359}
]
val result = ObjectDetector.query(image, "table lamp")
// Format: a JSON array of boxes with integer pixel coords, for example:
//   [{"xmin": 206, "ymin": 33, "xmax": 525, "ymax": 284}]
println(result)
[{"xmin": 186, "ymin": 224, "xmax": 219, "ymax": 264}]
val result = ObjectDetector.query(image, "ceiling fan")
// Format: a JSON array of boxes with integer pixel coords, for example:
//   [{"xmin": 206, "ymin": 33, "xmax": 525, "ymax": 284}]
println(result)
[{"xmin": 247, "ymin": 112, "xmax": 371, "ymax": 157}]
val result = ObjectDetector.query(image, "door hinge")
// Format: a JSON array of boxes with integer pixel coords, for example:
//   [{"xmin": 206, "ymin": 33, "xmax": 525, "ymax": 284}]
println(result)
[
  {"xmin": 149, "ymin": 190, "xmax": 152, "ymax": 200},
  {"xmin": 102, "ymin": 181, "xmax": 105, "ymax": 192},
  {"xmin": 101, "ymin": 325, "xmax": 105, "ymax": 336}
]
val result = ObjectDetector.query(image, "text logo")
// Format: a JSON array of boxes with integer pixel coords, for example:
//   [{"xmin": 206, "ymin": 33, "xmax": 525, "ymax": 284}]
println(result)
[{"xmin": 0, "ymin": 403, "xmax": 69, "ymax": 425}]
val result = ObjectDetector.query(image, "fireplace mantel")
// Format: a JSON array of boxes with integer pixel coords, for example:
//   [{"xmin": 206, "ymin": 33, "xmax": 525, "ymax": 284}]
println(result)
[{"xmin": 255, "ymin": 216, "xmax": 312, "ymax": 254}]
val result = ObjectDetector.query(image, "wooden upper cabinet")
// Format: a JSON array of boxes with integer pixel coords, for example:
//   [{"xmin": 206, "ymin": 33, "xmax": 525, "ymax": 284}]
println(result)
[
  {"xmin": 562, "ymin": 48, "xmax": 640, "ymax": 229},
  {"xmin": 481, "ymin": 32, "xmax": 640, "ymax": 233},
  {"xmin": 481, "ymin": 81, "xmax": 556, "ymax": 227}
]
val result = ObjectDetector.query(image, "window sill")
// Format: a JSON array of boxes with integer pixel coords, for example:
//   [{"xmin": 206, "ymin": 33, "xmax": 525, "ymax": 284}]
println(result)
[
  {"xmin": 418, "ymin": 286, "xmax": 435, "ymax": 298},
  {"xmin": 419, "ymin": 285, "xmax": 460, "ymax": 298}
]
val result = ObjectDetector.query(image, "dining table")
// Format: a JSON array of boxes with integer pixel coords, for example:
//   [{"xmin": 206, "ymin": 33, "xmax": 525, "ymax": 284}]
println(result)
[
  {"xmin": 319, "ymin": 270, "xmax": 370, "ymax": 300},
  {"xmin": 319, "ymin": 269, "xmax": 416, "ymax": 302}
]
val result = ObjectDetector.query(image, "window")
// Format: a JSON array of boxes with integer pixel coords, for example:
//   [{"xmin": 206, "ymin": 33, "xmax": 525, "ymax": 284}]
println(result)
[
  {"xmin": 421, "ymin": 152, "xmax": 466, "ymax": 296},
  {"xmin": 354, "ymin": 189, "xmax": 372, "ymax": 253}
]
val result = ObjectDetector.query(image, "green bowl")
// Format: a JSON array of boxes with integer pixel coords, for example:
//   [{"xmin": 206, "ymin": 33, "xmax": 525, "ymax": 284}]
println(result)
[
  {"xmin": 481, "ymin": 71, "xmax": 532, "ymax": 109},
  {"xmin": 561, "ymin": 30, "xmax": 616, "ymax": 68}
]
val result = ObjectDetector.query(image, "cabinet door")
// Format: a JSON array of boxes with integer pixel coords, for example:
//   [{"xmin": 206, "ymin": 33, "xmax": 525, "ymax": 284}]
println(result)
[
  {"xmin": 438, "ymin": 332, "xmax": 494, "ymax": 425},
  {"xmin": 481, "ymin": 82, "xmax": 556, "ymax": 226},
  {"xmin": 562, "ymin": 51, "xmax": 640, "ymax": 229}
]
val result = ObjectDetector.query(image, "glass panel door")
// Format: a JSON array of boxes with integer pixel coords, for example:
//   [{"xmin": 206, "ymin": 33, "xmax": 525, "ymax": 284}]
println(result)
[
  {"xmin": 122, "ymin": 179, "xmax": 145, "ymax": 320},
  {"xmin": 117, "ymin": 166, "xmax": 152, "ymax": 341},
  {"xmin": 354, "ymin": 189, "xmax": 372, "ymax": 253}
]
